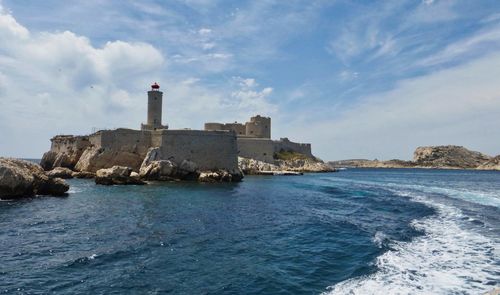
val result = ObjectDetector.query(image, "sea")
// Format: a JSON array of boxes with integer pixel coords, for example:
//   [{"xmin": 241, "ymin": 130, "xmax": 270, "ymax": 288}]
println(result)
[{"xmin": 0, "ymin": 168, "xmax": 499, "ymax": 294}]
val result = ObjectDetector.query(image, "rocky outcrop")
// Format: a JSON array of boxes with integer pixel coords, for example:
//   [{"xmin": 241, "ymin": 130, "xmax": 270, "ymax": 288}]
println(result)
[
  {"xmin": 139, "ymin": 148, "xmax": 243, "ymax": 182},
  {"xmin": 330, "ymin": 146, "xmax": 496, "ymax": 170},
  {"xmin": 75, "ymin": 147, "xmax": 143, "ymax": 173},
  {"xmin": 477, "ymin": 155, "xmax": 500, "ymax": 170},
  {"xmin": 413, "ymin": 145, "xmax": 491, "ymax": 169},
  {"xmin": 239, "ymin": 157, "xmax": 334, "ymax": 175},
  {"xmin": 0, "ymin": 158, "xmax": 69, "ymax": 198},
  {"xmin": 275, "ymin": 158, "xmax": 335, "ymax": 172},
  {"xmin": 95, "ymin": 166, "xmax": 145, "ymax": 185},
  {"xmin": 40, "ymin": 151, "xmax": 70, "ymax": 170},
  {"xmin": 139, "ymin": 159, "xmax": 178, "ymax": 181},
  {"xmin": 238, "ymin": 157, "xmax": 282, "ymax": 174},
  {"xmin": 46, "ymin": 167, "xmax": 74, "ymax": 179},
  {"xmin": 40, "ymin": 135, "xmax": 91, "ymax": 170},
  {"xmin": 199, "ymin": 170, "xmax": 238, "ymax": 182}
]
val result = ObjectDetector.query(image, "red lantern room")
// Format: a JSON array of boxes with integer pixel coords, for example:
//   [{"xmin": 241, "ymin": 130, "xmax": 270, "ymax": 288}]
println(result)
[{"xmin": 151, "ymin": 82, "xmax": 160, "ymax": 91}]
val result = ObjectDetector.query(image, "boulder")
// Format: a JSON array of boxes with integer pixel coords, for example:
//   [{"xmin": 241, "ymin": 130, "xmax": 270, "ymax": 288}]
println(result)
[
  {"xmin": 139, "ymin": 160, "xmax": 178, "ymax": 180},
  {"xmin": 198, "ymin": 171, "xmax": 222, "ymax": 183},
  {"xmin": 0, "ymin": 158, "xmax": 69, "ymax": 198},
  {"xmin": 46, "ymin": 167, "xmax": 74, "ymax": 179},
  {"xmin": 141, "ymin": 147, "xmax": 162, "ymax": 168},
  {"xmin": 95, "ymin": 166, "xmax": 145, "ymax": 185},
  {"xmin": 198, "ymin": 170, "xmax": 241, "ymax": 182},
  {"xmin": 75, "ymin": 147, "xmax": 144, "ymax": 173},
  {"xmin": 177, "ymin": 160, "xmax": 199, "ymax": 179},
  {"xmin": 37, "ymin": 178, "xmax": 70, "ymax": 196}
]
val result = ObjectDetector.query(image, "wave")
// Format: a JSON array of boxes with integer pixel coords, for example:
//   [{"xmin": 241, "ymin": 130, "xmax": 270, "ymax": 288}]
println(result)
[{"xmin": 323, "ymin": 191, "xmax": 500, "ymax": 294}]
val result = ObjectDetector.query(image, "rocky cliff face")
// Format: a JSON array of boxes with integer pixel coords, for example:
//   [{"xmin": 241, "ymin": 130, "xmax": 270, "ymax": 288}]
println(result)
[
  {"xmin": 74, "ymin": 147, "xmax": 143, "ymax": 173},
  {"xmin": 413, "ymin": 145, "xmax": 491, "ymax": 169},
  {"xmin": 40, "ymin": 135, "xmax": 91, "ymax": 170}
]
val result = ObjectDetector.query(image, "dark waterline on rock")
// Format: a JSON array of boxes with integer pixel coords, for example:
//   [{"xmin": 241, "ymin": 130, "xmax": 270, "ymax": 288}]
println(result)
[{"xmin": 1, "ymin": 169, "xmax": 499, "ymax": 294}]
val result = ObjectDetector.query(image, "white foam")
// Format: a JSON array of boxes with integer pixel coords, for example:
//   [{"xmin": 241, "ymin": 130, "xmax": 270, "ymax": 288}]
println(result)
[
  {"xmin": 323, "ymin": 192, "xmax": 500, "ymax": 295},
  {"xmin": 372, "ymin": 231, "xmax": 389, "ymax": 249}
]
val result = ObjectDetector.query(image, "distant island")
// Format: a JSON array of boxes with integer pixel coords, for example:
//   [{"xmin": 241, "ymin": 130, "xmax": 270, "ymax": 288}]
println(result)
[{"xmin": 330, "ymin": 145, "xmax": 500, "ymax": 170}]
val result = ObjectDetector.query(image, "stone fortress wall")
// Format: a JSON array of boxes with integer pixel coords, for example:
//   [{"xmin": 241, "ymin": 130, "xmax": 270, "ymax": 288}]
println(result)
[
  {"xmin": 155, "ymin": 130, "xmax": 238, "ymax": 171},
  {"xmin": 204, "ymin": 116, "xmax": 313, "ymax": 163},
  {"xmin": 237, "ymin": 138, "xmax": 276, "ymax": 163},
  {"xmin": 50, "ymin": 135, "xmax": 91, "ymax": 154},
  {"xmin": 90, "ymin": 129, "xmax": 153, "ymax": 157},
  {"xmin": 85, "ymin": 128, "xmax": 238, "ymax": 171}
]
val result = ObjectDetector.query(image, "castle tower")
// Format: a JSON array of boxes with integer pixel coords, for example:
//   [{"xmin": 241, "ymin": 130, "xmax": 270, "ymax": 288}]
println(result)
[
  {"xmin": 245, "ymin": 115, "xmax": 271, "ymax": 138},
  {"xmin": 141, "ymin": 82, "xmax": 167, "ymax": 131}
]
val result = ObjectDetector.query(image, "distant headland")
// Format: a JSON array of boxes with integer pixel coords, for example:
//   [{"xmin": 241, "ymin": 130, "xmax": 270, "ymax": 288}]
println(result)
[{"xmin": 330, "ymin": 145, "xmax": 500, "ymax": 170}]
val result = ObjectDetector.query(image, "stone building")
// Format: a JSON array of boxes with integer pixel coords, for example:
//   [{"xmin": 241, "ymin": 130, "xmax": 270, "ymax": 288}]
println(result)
[
  {"xmin": 204, "ymin": 116, "xmax": 312, "ymax": 163},
  {"xmin": 205, "ymin": 115, "xmax": 271, "ymax": 138}
]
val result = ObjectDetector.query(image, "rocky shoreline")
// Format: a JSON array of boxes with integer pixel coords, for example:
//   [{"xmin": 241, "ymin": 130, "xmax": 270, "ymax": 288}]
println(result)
[
  {"xmin": 0, "ymin": 158, "xmax": 69, "ymax": 199},
  {"xmin": 330, "ymin": 145, "xmax": 500, "ymax": 171},
  {"xmin": 239, "ymin": 157, "xmax": 334, "ymax": 175},
  {"xmin": 1, "ymin": 145, "xmax": 334, "ymax": 198}
]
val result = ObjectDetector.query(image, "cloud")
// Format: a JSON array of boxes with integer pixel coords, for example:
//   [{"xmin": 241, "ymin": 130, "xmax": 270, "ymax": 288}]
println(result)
[
  {"xmin": 411, "ymin": 0, "xmax": 458, "ymax": 23},
  {"xmin": 198, "ymin": 28, "xmax": 212, "ymax": 35},
  {"xmin": 418, "ymin": 24, "xmax": 500, "ymax": 66},
  {"xmin": 163, "ymin": 76, "xmax": 276, "ymax": 129},
  {"xmin": 0, "ymin": 8, "xmax": 166, "ymax": 156},
  {"xmin": 291, "ymin": 52, "xmax": 500, "ymax": 160},
  {"xmin": 326, "ymin": 2, "xmax": 405, "ymax": 64}
]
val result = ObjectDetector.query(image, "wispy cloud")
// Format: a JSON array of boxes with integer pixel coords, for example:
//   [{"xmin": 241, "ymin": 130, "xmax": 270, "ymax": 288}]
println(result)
[{"xmin": 418, "ymin": 24, "xmax": 500, "ymax": 66}]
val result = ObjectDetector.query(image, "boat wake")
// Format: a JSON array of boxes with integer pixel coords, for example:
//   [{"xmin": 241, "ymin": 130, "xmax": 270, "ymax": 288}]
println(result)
[{"xmin": 324, "ymin": 190, "xmax": 500, "ymax": 295}]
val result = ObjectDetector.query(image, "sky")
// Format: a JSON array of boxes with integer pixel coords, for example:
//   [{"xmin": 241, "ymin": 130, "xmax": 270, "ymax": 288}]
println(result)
[{"xmin": 0, "ymin": 0, "xmax": 499, "ymax": 160}]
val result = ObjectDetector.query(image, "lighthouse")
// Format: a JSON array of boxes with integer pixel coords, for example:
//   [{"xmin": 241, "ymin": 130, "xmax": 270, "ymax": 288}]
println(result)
[{"xmin": 141, "ymin": 82, "xmax": 168, "ymax": 131}]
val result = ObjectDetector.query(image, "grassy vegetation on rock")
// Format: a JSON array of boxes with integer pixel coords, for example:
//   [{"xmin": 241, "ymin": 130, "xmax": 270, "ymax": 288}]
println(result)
[{"xmin": 273, "ymin": 150, "xmax": 311, "ymax": 161}]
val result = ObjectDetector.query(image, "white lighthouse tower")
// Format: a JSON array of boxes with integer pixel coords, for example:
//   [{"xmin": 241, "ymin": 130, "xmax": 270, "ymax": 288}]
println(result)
[{"xmin": 141, "ymin": 82, "xmax": 168, "ymax": 131}]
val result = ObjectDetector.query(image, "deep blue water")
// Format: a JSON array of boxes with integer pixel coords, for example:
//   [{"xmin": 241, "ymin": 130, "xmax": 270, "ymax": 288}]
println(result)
[{"xmin": 1, "ymin": 169, "xmax": 499, "ymax": 294}]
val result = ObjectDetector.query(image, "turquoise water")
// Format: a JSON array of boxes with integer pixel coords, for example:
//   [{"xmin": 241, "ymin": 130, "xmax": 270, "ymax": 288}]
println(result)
[{"xmin": 1, "ymin": 169, "xmax": 499, "ymax": 294}]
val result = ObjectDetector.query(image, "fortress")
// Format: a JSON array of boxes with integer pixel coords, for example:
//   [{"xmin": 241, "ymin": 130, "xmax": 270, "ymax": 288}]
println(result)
[
  {"xmin": 205, "ymin": 116, "xmax": 312, "ymax": 163},
  {"xmin": 41, "ymin": 83, "xmax": 314, "ymax": 177}
]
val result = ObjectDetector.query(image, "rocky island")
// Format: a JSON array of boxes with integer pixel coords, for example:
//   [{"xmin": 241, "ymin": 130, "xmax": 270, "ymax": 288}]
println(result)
[
  {"xmin": 35, "ymin": 83, "xmax": 332, "ymax": 186},
  {"xmin": 330, "ymin": 145, "xmax": 500, "ymax": 170},
  {"xmin": 1, "ymin": 83, "xmax": 332, "ymax": 197}
]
